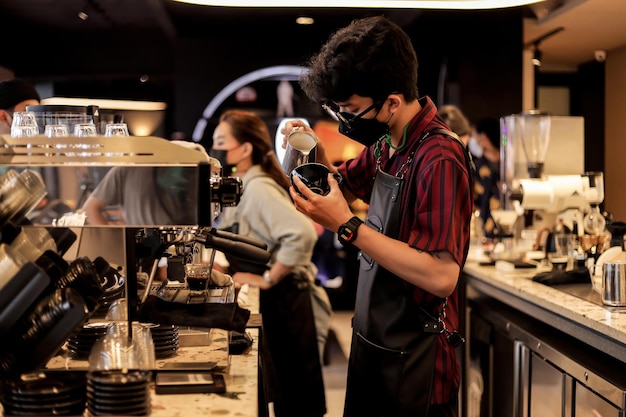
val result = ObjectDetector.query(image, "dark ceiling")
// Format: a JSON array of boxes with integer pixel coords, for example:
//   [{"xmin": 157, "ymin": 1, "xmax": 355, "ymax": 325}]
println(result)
[
  {"xmin": 0, "ymin": 1, "xmax": 538, "ymax": 138},
  {"xmin": 0, "ymin": 0, "xmax": 424, "ymax": 43},
  {"xmin": 0, "ymin": 0, "xmax": 433, "ymax": 79},
  {"xmin": 2, "ymin": 0, "xmax": 622, "ymax": 75}
]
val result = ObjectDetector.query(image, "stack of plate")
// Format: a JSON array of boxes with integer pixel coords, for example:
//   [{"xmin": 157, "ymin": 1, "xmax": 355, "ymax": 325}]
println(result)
[
  {"xmin": 1, "ymin": 371, "xmax": 86, "ymax": 416},
  {"xmin": 66, "ymin": 322, "xmax": 109, "ymax": 359},
  {"xmin": 92, "ymin": 272, "xmax": 125, "ymax": 318},
  {"xmin": 86, "ymin": 370, "xmax": 151, "ymax": 416},
  {"xmin": 149, "ymin": 324, "xmax": 179, "ymax": 359}
]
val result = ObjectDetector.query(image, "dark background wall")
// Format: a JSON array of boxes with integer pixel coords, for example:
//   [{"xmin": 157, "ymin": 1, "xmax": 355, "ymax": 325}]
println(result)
[
  {"xmin": 1, "ymin": 6, "xmax": 603, "ymax": 170},
  {"xmin": 174, "ymin": 9, "xmax": 525, "ymax": 149},
  {"xmin": 1, "ymin": 9, "xmax": 526, "ymax": 148}
]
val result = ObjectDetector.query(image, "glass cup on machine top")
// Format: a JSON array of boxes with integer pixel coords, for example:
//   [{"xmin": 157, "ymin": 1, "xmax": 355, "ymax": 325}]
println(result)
[
  {"xmin": 104, "ymin": 123, "xmax": 129, "ymax": 137},
  {"xmin": 44, "ymin": 124, "xmax": 69, "ymax": 138},
  {"xmin": 74, "ymin": 123, "xmax": 98, "ymax": 137},
  {"xmin": 10, "ymin": 111, "xmax": 39, "ymax": 138}
]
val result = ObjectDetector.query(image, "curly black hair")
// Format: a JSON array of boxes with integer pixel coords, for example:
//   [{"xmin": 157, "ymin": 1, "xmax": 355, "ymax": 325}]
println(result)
[{"xmin": 300, "ymin": 16, "xmax": 419, "ymax": 105}]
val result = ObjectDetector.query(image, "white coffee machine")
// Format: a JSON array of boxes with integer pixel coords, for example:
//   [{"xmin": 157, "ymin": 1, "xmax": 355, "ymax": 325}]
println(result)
[{"xmin": 495, "ymin": 111, "xmax": 594, "ymax": 256}]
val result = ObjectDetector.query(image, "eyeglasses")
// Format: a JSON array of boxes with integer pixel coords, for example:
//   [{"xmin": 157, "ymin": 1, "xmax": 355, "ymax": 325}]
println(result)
[{"xmin": 322, "ymin": 100, "xmax": 382, "ymax": 127}]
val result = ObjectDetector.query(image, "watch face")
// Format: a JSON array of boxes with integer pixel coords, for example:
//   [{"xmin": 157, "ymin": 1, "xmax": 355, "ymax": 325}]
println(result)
[
  {"xmin": 338, "ymin": 217, "xmax": 362, "ymax": 245},
  {"xmin": 338, "ymin": 226, "xmax": 355, "ymax": 243}
]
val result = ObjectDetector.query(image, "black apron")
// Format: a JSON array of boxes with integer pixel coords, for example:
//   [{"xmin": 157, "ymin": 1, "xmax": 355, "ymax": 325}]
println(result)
[
  {"xmin": 344, "ymin": 133, "xmax": 449, "ymax": 417},
  {"xmin": 260, "ymin": 272, "xmax": 326, "ymax": 417},
  {"xmin": 222, "ymin": 223, "xmax": 326, "ymax": 417}
]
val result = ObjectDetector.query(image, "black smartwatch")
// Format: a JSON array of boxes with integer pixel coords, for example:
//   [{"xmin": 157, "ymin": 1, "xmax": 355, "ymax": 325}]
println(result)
[{"xmin": 337, "ymin": 216, "xmax": 363, "ymax": 246}]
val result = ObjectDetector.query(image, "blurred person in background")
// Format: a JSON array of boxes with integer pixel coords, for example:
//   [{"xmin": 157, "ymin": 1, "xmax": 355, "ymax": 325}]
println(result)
[
  {"xmin": 82, "ymin": 140, "xmax": 212, "ymax": 281},
  {"xmin": 470, "ymin": 116, "xmax": 501, "ymax": 239},
  {"xmin": 437, "ymin": 104, "xmax": 471, "ymax": 147},
  {"xmin": 211, "ymin": 109, "xmax": 329, "ymax": 417},
  {"xmin": 82, "ymin": 140, "xmax": 210, "ymax": 226},
  {"xmin": 0, "ymin": 78, "xmax": 40, "ymax": 135}
]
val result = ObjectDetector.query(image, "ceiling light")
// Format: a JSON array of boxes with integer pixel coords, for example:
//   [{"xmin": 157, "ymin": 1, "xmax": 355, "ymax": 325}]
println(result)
[
  {"xmin": 41, "ymin": 97, "xmax": 167, "ymax": 111},
  {"xmin": 532, "ymin": 47, "xmax": 542, "ymax": 66},
  {"xmin": 173, "ymin": 0, "xmax": 543, "ymax": 8},
  {"xmin": 296, "ymin": 16, "xmax": 315, "ymax": 25}
]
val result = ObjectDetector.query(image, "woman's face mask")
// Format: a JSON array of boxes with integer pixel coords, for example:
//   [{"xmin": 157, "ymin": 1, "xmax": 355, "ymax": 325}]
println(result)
[{"xmin": 211, "ymin": 143, "xmax": 243, "ymax": 174}]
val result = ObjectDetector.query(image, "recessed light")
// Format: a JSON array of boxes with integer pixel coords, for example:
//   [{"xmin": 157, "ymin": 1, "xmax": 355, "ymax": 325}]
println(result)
[{"xmin": 296, "ymin": 16, "xmax": 315, "ymax": 25}]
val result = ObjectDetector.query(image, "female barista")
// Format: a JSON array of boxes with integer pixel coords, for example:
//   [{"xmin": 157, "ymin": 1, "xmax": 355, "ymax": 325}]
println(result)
[{"xmin": 211, "ymin": 109, "xmax": 329, "ymax": 417}]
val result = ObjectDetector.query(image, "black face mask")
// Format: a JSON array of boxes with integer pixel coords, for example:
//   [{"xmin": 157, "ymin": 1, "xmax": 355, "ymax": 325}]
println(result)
[
  {"xmin": 338, "ymin": 116, "xmax": 390, "ymax": 147},
  {"xmin": 210, "ymin": 149, "xmax": 237, "ymax": 175},
  {"xmin": 331, "ymin": 101, "xmax": 389, "ymax": 147}
]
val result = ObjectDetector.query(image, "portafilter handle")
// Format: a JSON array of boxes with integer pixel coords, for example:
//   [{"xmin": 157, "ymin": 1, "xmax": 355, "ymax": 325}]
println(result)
[{"xmin": 194, "ymin": 228, "xmax": 270, "ymax": 264}]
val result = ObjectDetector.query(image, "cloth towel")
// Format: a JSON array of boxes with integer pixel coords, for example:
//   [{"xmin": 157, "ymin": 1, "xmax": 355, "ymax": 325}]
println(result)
[
  {"xmin": 532, "ymin": 266, "xmax": 591, "ymax": 286},
  {"xmin": 137, "ymin": 295, "xmax": 250, "ymax": 333}
]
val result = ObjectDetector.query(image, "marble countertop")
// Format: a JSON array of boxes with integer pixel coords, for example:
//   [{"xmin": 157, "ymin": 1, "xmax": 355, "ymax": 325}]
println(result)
[
  {"xmin": 151, "ymin": 284, "xmax": 262, "ymax": 416},
  {"xmin": 150, "ymin": 285, "xmax": 261, "ymax": 416},
  {"xmin": 149, "ymin": 328, "xmax": 260, "ymax": 417},
  {"xmin": 24, "ymin": 327, "xmax": 258, "ymax": 417},
  {"xmin": 464, "ymin": 261, "xmax": 626, "ymax": 360}
]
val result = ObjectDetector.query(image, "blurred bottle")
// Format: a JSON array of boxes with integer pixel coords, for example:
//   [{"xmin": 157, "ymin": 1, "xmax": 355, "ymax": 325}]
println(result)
[{"xmin": 571, "ymin": 217, "xmax": 586, "ymax": 268}]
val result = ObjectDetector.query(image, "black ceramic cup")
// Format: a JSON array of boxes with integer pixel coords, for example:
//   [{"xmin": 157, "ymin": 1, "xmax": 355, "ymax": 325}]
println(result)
[{"xmin": 290, "ymin": 163, "xmax": 343, "ymax": 198}]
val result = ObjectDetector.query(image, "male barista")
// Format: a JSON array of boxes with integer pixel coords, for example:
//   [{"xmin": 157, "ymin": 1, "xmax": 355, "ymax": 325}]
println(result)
[{"xmin": 0, "ymin": 78, "xmax": 41, "ymax": 135}]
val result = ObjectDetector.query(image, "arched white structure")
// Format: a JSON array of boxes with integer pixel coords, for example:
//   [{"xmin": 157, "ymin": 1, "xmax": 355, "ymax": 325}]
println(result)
[{"xmin": 192, "ymin": 65, "xmax": 307, "ymax": 142}]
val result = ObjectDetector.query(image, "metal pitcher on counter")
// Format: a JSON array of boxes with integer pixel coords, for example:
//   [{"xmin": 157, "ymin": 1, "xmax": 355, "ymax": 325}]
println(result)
[{"xmin": 600, "ymin": 261, "xmax": 626, "ymax": 306}]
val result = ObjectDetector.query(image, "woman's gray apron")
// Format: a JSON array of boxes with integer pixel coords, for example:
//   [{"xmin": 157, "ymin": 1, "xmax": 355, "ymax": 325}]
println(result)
[{"xmin": 343, "ymin": 138, "xmax": 441, "ymax": 417}]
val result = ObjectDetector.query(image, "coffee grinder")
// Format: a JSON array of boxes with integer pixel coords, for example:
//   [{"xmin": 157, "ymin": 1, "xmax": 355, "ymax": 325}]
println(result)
[{"xmin": 492, "ymin": 111, "xmax": 552, "ymax": 259}]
